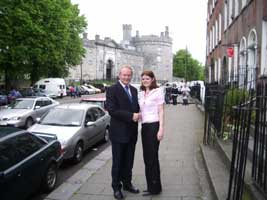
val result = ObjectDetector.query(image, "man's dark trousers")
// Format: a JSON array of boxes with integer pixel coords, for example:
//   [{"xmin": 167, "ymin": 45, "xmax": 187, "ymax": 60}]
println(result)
[{"xmin": 111, "ymin": 138, "xmax": 136, "ymax": 190}]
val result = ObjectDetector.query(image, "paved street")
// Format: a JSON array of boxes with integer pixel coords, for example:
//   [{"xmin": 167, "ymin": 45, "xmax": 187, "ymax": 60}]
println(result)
[{"xmin": 46, "ymin": 104, "xmax": 214, "ymax": 200}]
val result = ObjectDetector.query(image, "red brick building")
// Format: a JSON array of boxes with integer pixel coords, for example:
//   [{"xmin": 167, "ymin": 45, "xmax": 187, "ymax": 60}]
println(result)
[{"xmin": 206, "ymin": 0, "xmax": 267, "ymax": 87}]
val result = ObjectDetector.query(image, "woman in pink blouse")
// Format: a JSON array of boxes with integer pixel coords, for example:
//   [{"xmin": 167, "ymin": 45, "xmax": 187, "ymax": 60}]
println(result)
[{"xmin": 139, "ymin": 70, "xmax": 164, "ymax": 196}]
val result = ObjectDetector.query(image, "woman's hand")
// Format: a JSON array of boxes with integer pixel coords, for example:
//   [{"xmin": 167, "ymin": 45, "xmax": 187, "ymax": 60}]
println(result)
[{"xmin": 157, "ymin": 129, "xmax": 164, "ymax": 141}]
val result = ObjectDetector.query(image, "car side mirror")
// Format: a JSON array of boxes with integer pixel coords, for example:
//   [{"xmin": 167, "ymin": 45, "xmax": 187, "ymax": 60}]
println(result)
[
  {"xmin": 36, "ymin": 117, "xmax": 41, "ymax": 122},
  {"xmin": 35, "ymin": 105, "xmax": 41, "ymax": 109},
  {"xmin": 86, "ymin": 121, "xmax": 95, "ymax": 127}
]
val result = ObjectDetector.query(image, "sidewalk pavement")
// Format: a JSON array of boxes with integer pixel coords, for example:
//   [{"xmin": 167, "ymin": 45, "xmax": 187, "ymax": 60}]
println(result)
[{"xmin": 45, "ymin": 104, "xmax": 214, "ymax": 200}]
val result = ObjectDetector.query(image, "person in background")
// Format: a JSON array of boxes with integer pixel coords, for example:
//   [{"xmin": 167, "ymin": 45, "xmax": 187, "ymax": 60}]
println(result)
[
  {"xmin": 139, "ymin": 70, "xmax": 164, "ymax": 196},
  {"xmin": 106, "ymin": 65, "xmax": 140, "ymax": 200},
  {"xmin": 164, "ymin": 83, "xmax": 172, "ymax": 104},
  {"xmin": 181, "ymin": 84, "xmax": 191, "ymax": 105},
  {"xmin": 171, "ymin": 84, "xmax": 179, "ymax": 105}
]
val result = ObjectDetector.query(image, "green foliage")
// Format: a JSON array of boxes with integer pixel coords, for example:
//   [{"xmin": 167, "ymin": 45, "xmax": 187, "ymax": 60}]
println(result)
[
  {"xmin": 0, "ymin": 0, "xmax": 87, "ymax": 87},
  {"xmin": 224, "ymin": 88, "xmax": 249, "ymax": 117},
  {"xmin": 173, "ymin": 49, "xmax": 204, "ymax": 81}
]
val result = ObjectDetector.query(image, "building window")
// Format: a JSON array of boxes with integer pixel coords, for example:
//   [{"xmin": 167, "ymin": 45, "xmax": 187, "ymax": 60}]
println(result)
[
  {"xmin": 206, "ymin": 35, "xmax": 210, "ymax": 56},
  {"xmin": 224, "ymin": 2, "xmax": 228, "ymax": 30},
  {"xmin": 247, "ymin": 29, "xmax": 257, "ymax": 88},
  {"xmin": 215, "ymin": 60, "xmax": 218, "ymax": 81},
  {"xmin": 212, "ymin": 25, "xmax": 215, "ymax": 49},
  {"xmin": 239, "ymin": 37, "xmax": 246, "ymax": 87},
  {"xmin": 242, "ymin": 0, "xmax": 247, "ymax": 9},
  {"xmin": 234, "ymin": 0, "xmax": 239, "ymax": 17},
  {"xmin": 218, "ymin": 14, "xmax": 222, "ymax": 41},
  {"xmin": 215, "ymin": 20, "xmax": 218, "ymax": 45},
  {"xmin": 210, "ymin": 29, "xmax": 212, "ymax": 52},
  {"xmin": 229, "ymin": 0, "xmax": 233, "ymax": 24},
  {"xmin": 218, "ymin": 58, "xmax": 221, "ymax": 82}
]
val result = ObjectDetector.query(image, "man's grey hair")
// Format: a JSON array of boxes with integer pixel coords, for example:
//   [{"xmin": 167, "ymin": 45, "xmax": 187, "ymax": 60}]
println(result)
[{"xmin": 119, "ymin": 65, "xmax": 133, "ymax": 75}]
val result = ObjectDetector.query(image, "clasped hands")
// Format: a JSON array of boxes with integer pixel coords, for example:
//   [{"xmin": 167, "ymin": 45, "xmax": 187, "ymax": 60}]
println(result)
[{"xmin": 132, "ymin": 113, "xmax": 141, "ymax": 122}]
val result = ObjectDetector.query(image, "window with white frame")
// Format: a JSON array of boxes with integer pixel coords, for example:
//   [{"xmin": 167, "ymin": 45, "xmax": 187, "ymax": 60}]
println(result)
[
  {"xmin": 215, "ymin": 60, "xmax": 218, "ymax": 81},
  {"xmin": 206, "ymin": 35, "xmax": 210, "ymax": 56},
  {"xmin": 229, "ymin": 0, "xmax": 233, "ymax": 24},
  {"xmin": 210, "ymin": 4, "xmax": 213, "ymax": 16},
  {"xmin": 247, "ymin": 29, "xmax": 257, "ymax": 88},
  {"xmin": 210, "ymin": 29, "xmax": 212, "ymax": 52},
  {"xmin": 213, "ymin": 25, "xmax": 215, "ymax": 49},
  {"xmin": 242, "ymin": 0, "xmax": 247, "ymax": 9},
  {"xmin": 239, "ymin": 37, "xmax": 246, "ymax": 87},
  {"xmin": 234, "ymin": 0, "xmax": 239, "ymax": 17},
  {"xmin": 215, "ymin": 20, "xmax": 218, "ymax": 45},
  {"xmin": 218, "ymin": 58, "xmax": 221, "ymax": 82},
  {"xmin": 219, "ymin": 14, "xmax": 222, "ymax": 41},
  {"xmin": 224, "ymin": 2, "xmax": 228, "ymax": 30}
]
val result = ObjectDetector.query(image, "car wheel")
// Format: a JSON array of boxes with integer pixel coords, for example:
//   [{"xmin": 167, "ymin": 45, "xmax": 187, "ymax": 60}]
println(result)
[
  {"xmin": 103, "ymin": 128, "xmax": 109, "ymax": 142},
  {"xmin": 42, "ymin": 163, "xmax": 57, "ymax": 192},
  {"xmin": 25, "ymin": 117, "xmax": 34, "ymax": 128},
  {"xmin": 72, "ymin": 142, "xmax": 83, "ymax": 164}
]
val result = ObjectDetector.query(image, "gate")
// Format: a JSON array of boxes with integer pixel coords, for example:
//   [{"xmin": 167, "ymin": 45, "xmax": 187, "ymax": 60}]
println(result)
[
  {"xmin": 252, "ymin": 78, "xmax": 267, "ymax": 195},
  {"xmin": 226, "ymin": 86, "xmax": 255, "ymax": 200}
]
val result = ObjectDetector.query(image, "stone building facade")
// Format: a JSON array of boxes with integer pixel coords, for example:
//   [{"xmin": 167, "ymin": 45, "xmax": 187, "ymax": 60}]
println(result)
[
  {"xmin": 206, "ymin": 0, "xmax": 267, "ymax": 87},
  {"xmin": 68, "ymin": 24, "xmax": 173, "ymax": 83}
]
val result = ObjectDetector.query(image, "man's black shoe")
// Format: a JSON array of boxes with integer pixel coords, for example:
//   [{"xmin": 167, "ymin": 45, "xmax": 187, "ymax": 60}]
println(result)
[
  {"xmin": 123, "ymin": 184, "xmax": 140, "ymax": 193},
  {"xmin": 114, "ymin": 190, "xmax": 124, "ymax": 199}
]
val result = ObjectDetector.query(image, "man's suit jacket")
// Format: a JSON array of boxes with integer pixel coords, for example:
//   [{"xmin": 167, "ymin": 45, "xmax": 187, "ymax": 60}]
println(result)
[{"xmin": 106, "ymin": 82, "xmax": 139, "ymax": 143}]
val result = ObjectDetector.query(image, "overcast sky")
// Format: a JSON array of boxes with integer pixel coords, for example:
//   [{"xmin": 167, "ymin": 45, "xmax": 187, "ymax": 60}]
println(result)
[{"xmin": 71, "ymin": 0, "xmax": 207, "ymax": 64}]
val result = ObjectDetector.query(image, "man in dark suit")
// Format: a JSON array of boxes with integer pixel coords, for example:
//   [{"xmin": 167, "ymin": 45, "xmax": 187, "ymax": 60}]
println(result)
[{"xmin": 106, "ymin": 66, "xmax": 140, "ymax": 199}]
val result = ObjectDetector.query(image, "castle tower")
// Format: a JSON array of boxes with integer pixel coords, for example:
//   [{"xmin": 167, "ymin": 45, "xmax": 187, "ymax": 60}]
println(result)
[
  {"xmin": 122, "ymin": 24, "xmax": 132, "ymax": 42},
  {"xmin": 132, "ymin": 26, "xmax": 173, "ymax": 82}
]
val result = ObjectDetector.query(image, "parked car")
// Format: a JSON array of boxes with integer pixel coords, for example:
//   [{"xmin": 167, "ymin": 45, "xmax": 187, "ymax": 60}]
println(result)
[
  {"xmin": 0, "ymin": 97, "xmax": 59, "ymax": 128},
  {"xmin": 85, "ymin": 84, "xmax": 101, "ymax": 93},
  {"xmin": 34, "ymin": 88, "xmax": 57, "ymax": 99},
  {"xmin": 80, "ymin": 85, "xmax": 94, "ymax": 95},
  {"xmin": 92, "ymin": 83, "xmax": 107, "ymax": 93},
  {"xmin": 28, "ymin": 103, "xmax": 110, "ymax": 163},
  {"xmin": 0, "ymin": 127, "xmax": 63, "ymax": 200},
  {"xmin": 80, "ymin": 97, "xmax": 107, "ymax": 110},
  {"xmin": 0, "ymin": 91, "xmax": 8, "ymax": 106}
]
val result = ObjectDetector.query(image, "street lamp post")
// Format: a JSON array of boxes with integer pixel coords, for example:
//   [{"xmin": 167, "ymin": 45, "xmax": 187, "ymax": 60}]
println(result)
[
  {"xmin": 80, "ymin": 61, "xmax": 83, "ymax": 85},
  {"xmin": 185, "ymin": 47, "xmax": 188, "ymax": 81}
]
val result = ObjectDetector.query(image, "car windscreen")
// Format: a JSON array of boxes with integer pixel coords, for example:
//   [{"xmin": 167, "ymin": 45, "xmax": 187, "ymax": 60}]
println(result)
[
  {"xmin": 8, "ymin": 99, "xmax": 34, "ymax": 109},
  {"xmin": 40, "ymin": 108, "xmax": 84, "ymax": 126}
]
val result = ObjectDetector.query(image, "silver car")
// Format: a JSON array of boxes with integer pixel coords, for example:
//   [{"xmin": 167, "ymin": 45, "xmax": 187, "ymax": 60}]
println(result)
[
  {"xmin": 0, "ymin": 97, "xmax": 59, "ymax": 128},
  {"xmin": 28, "ymin": 103, "xmax": 110, "ymax": 163}
]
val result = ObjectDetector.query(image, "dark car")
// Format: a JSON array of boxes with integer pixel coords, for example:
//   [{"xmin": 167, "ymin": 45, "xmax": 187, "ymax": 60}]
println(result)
[{"xmin": 0, "ymin": 127, "xmax": 63, "ymax": 200}]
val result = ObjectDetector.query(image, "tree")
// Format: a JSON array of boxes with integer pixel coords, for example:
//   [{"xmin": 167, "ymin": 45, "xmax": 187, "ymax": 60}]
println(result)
[
  {"xmin": 0, "ymin": 0, "xmax": 87, "ymax": 88},
  {"xmin": 173, "ymin": 49, "xmax": 204, "ymax": 81}
]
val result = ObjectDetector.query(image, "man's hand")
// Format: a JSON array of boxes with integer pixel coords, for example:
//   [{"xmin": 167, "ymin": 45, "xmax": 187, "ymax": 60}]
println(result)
[{"xmin": 132, "ymin": 113, "xmax": 139, "ymax": 122}]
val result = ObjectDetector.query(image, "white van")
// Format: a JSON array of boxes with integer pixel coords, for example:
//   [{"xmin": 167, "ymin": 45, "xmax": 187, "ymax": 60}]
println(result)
[{"xmin": 34, "ymin": 78, "xmax": 67, "ymax": 97}]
